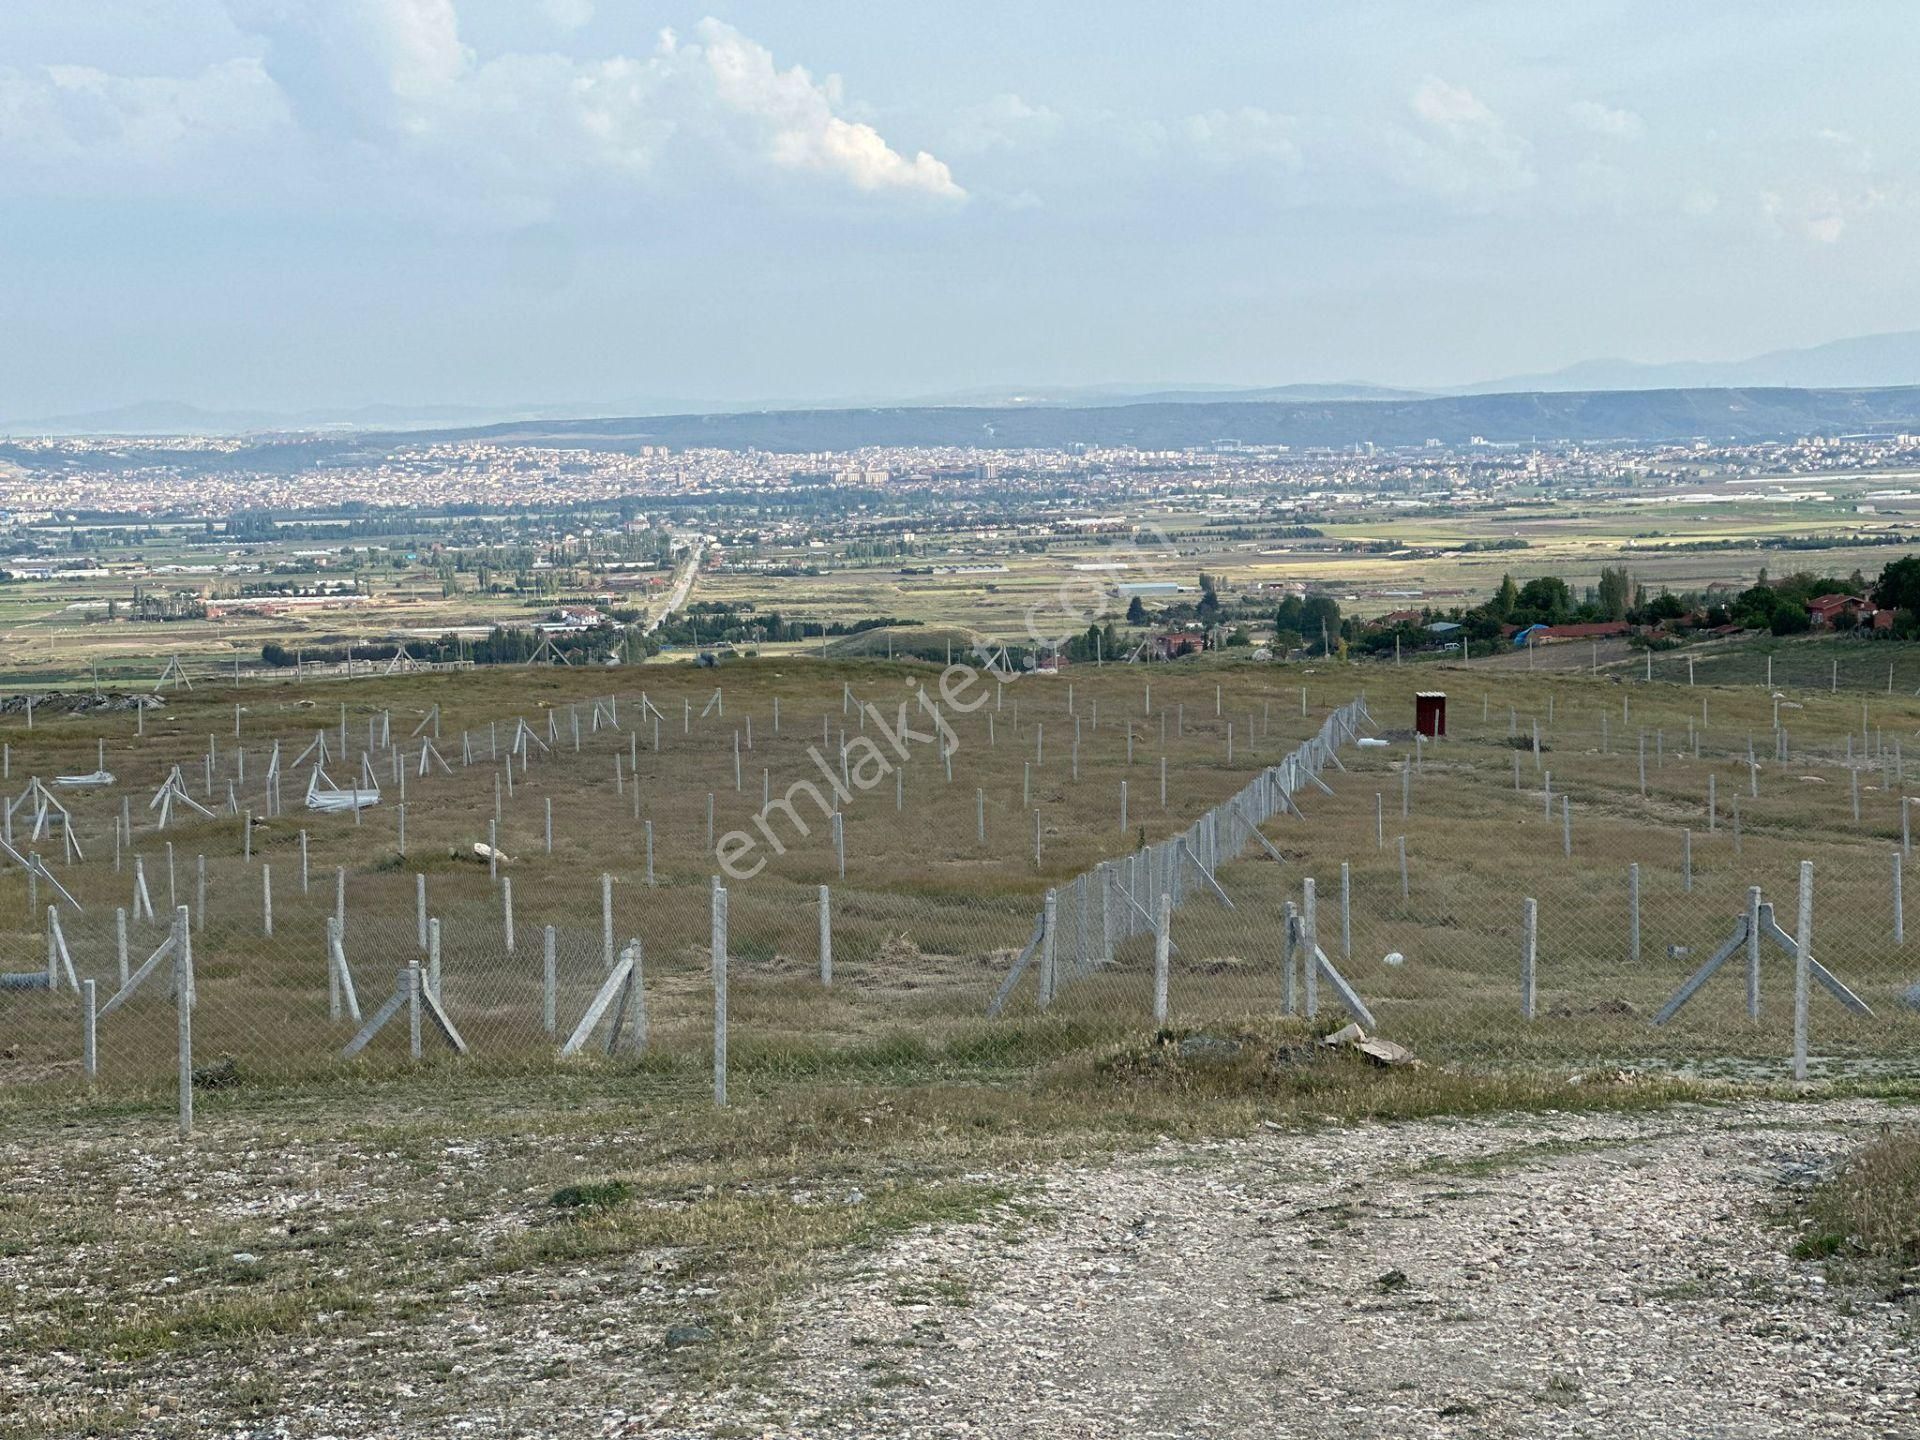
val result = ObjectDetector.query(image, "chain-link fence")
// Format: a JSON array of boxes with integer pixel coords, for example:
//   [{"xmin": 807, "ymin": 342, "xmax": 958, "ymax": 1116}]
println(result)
[{"xmin": 4, "ymin": 659, "xmax": 1920, "ymax": 1110}]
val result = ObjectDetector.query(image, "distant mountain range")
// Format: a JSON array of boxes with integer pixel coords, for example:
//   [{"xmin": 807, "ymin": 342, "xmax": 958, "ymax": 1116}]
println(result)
[
  {"xmin": 1454, "ymin": 329, "xmax": 1920, "ymax": 395},
  {"xmin": 0, "ymin": 398, "xmax": 725, "ymax": 438},
  {"xmin": 9, "ymin": 329, "xmax": 1920, "ymax": 441},
  {"xmin": 389, "ymin": 386, "xmax": 1920, "ymax": 454},
  {"xmin": 0, "ymin": 382, "xmax": 1428, "ymax": 436}
]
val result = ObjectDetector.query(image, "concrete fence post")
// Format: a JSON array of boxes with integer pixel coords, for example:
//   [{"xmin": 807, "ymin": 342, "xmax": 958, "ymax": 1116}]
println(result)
[
  {"xmin": 1153, "ymin": 891, "xmax": 1170, "ymax": 1025},
  {"xmin": 408, "ymin": 961, "xmax": 422, "ymax": 1061},
  {"xmin": 602, "ymin": 873, "xmax": 615, "ymax": 973},
  {"xmin": 712, "ymin": 883, "xmax": 729, "ymax": 1107},
  {"xmin": 819, "ymin": 884, "xmax": 833, "ymax": 987},
  {"xmin": 1895, "ymin": 850, "xmax": 1906, "ymax": 947},
  {"xmin": 1038, "ymin": 890, "xmax": 1058, "ymax": 1010},
  {"xmin": 542, "ymin": 925, "xmax": 557, "ymax": 1036},
  {"xmin": 1628, "ymin": 863, "xmax": 1641, "ymax": 964},
  {"xmin": 1302, "ymin": 877, "xmax": 1319, "ymax": 1019},
  {"xmin": 1793, "ymin": 860, "xmax": 1812, "ymax": 1082},
  {"xmin": 173, "ymin": 905, "xmax": 193, "ymax": 1137},
  {"xmin": 1522, "ymin": 897, "xmax": 1538, "ymax": 1020},
  {"xmin": 82, "ymin": 978, "xmax": 97, "ymax": 1084},
  {"xmin": 327, "ymin": 916, "xmax": 342, "ymax": 1021}
]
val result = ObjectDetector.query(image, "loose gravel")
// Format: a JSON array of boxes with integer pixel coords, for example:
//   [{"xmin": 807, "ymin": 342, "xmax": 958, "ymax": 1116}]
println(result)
[
  {"xmin": 6, "ymin": 1098, "xmax": 1915, "ymax": 1437},
  {"xmin": 704, "ymin": 1098, "xmax": 1919, "ymax": 1439}
]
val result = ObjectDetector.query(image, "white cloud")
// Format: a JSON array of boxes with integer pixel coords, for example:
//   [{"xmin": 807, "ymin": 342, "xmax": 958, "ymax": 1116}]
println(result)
[
  {"xmin": 1183, "ymin": 107, "xmax": 1301, "ymax": 170},
  {"xmin": 224, "ymin": 0, "xmax": 468, "ymax": 136},
  {"xmin": 947, "ymin": 92, "xmax": 1063, "ymax": 155},
  {"xmin": 1, "ymin": 4, "xmax": 962, "ymax": 217},
  {"xmin": 1815, "ymin": 127, "xmax": 1872, "ymax": 173},
  {"xmin": 1806, "ymin": 213, "xmax": 1846, "ymax": 244},
  {"xmin": 0, "ymin": 56, "xmax": 287, "ymax": 177},
  {"xmin": 684, "ymin": 19, "xmax": 962, "ymax": 198},
  {"xmin": 1759, "ymin": 186, "xmax": 1882, "ymax": 245},
  {"xmin": 1411, "ymin": 76, "xmax": 1494, "ymax": 132},
  {"xmin": 1568, "ymin": 100, "xmax": 1644, "ymax": 141},
  {"xmin": 1388, "ymin": 77, "xmax": 1533, "ymax": 201}
]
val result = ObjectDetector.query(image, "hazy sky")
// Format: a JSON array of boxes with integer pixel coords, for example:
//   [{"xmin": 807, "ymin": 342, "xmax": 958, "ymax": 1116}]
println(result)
[{"xmin": 1, "ymin": 1, "xmax": 1914, "ymax": 416}]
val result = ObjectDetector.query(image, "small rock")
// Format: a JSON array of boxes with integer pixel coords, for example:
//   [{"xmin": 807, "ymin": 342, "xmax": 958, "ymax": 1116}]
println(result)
[
  {"xmin": 1176, "ymin": 1034, "xmax": 1246, "ymax": 1063},
  {"xmin": 191, "ymin": 1056, "xmax": 240, "ymax": 1090},
  {"xmin": 1382, "ymin": 952, "xmax": 1405, "ymax": 967},
  {"xmin": 664, "ymin": 1324, "xmax": 713, "ymax": 1350}
]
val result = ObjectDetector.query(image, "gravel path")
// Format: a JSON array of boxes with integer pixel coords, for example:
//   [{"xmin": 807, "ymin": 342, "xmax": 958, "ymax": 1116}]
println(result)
[{"xmin": 701, "ymin": 1098, "xmax": 1919, "ymax": 1439}]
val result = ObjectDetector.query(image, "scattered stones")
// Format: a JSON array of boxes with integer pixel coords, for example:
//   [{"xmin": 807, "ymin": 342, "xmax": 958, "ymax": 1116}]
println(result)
[
  {"xmin": 752, "ymin": 1098, "xmax": 1920, "ymax": 1440},
  {"xmin": 0, "ymin": 691, "xmax": 158, "ymax": 716}
]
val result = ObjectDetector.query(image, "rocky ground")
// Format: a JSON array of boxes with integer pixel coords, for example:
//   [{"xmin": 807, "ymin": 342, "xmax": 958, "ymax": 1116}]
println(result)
[
  {"xmin": 696, "ymin": 1098, "xmax": 1917, "ymax": 1439},
  {"xmin": 5, "ymin": 1096, "xmax": 1914, "ymax": 1438}
]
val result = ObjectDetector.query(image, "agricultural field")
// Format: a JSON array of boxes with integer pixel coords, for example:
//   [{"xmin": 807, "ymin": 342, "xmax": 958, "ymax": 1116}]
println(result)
[
  {"xmin": 10, "ymin": 468, "xmax": 1920, "ymax": 693},
  {"xmin": 4, "ymin": 653, "xmax": 1920, "ymax": 1104}
]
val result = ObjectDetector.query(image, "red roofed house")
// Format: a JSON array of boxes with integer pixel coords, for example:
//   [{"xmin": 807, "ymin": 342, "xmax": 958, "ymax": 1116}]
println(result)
[{"xmin": 1808, "ymin": 594, "xmax": 1876, "ymax": 628}]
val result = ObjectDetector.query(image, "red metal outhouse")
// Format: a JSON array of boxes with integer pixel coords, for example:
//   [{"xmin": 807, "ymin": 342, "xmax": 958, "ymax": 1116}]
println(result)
[{"xmin": 1415, "ymin": 691, "xmax": 1447, "ymax": 738}]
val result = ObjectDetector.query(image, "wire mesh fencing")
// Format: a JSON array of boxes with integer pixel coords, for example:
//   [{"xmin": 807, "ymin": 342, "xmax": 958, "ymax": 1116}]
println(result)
[{"xmin": 4, "ymin": 660, "xmax": 1920, "ymax": 1111}]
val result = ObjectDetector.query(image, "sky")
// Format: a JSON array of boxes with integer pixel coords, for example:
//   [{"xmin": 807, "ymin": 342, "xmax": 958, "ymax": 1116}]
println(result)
[{"xmin": 0, "ymin": 1, "xmax": 1915, "ymax": 418}]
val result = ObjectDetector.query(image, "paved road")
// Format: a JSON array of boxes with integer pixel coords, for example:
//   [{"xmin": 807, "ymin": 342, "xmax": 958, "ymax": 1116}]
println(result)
[{"xmin": 645, "ymin": 542, "xmax": 702, "ymax": 634}]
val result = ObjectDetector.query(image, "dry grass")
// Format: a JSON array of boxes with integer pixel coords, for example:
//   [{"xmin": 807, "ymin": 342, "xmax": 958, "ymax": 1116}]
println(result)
[
  {"xmin": 5, "ymin": 655, "xmax": 1920, "ymax": 1094},
  {"xmin": 1794, "ymin": 1127, "xmax": 1920, "ymax": 1276},
  {"xmin": 0, "ymin": 1020, "xmax": 1765, "ymax": 1437}
]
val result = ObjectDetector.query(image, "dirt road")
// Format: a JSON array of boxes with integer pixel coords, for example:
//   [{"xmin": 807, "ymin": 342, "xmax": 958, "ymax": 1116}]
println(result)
[{"xmin": 705, "ymin": 1098, "xmax": 1918, "ymax": 1439}]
